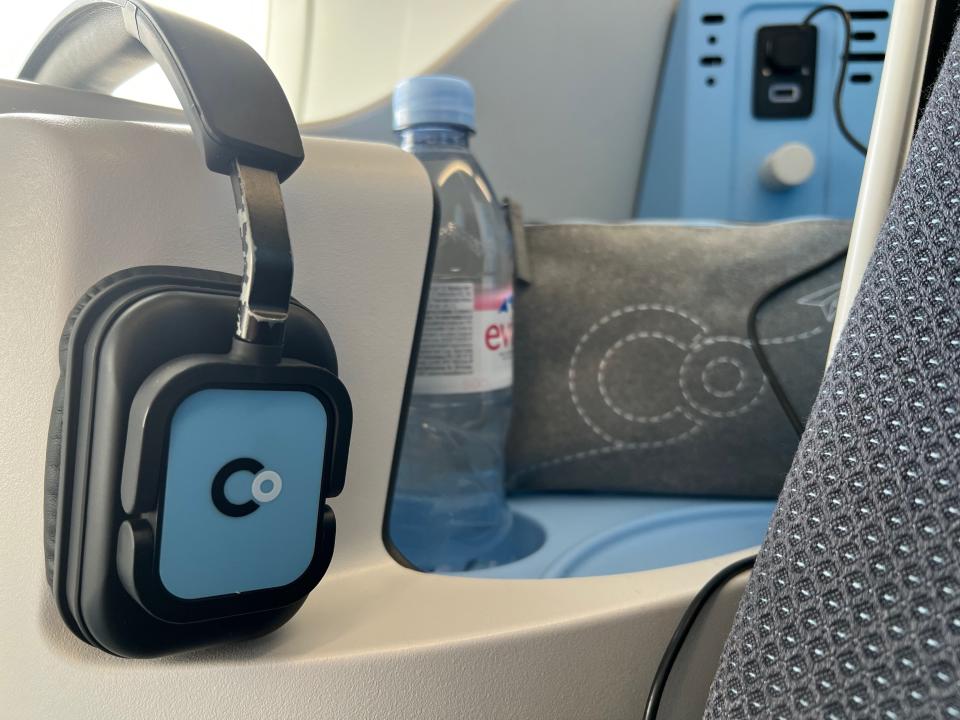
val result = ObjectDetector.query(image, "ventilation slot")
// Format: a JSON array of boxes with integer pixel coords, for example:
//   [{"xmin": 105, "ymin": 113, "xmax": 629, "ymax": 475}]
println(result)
[
  {"xmin": 850, "ymin": 73, "xmax": 873, "ymax": 84},
  {"xmin": 846, "ymin": 52, "xmax": 885, "ymax": 62},
  {"xmin": 849, "ymin": 10, "xmax": 889, "ymax": 20},
  {"xmin": 852, "ymin": 30, "xmax": 877, "ymax": 41}
]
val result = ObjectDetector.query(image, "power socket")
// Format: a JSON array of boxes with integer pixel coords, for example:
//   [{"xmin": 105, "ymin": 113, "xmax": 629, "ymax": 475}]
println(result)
[{"xmin": 753, "ymin": 24, "xmax": 818, "ymax": 119}]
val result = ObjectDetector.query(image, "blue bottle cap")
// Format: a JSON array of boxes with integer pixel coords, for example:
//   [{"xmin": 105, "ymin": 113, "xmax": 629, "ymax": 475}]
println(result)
[{"xmin": 392, "ymin": 75, "xmax": 476, "ymax": 132}]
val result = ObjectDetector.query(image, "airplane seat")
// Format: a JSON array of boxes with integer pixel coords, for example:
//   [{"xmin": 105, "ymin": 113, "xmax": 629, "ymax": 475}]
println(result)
[
  {"xmin": 0, "ymin": 2, "xmax": 952, "ymax": 716},
  {"xmin": 704, "ymin": 16, "xmax": 960, "ymax": 718}
]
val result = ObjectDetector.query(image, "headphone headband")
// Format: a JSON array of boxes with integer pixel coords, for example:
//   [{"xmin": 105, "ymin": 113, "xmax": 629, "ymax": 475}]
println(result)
[{"xmin": 20, "ymin": 0, "xmax": 299, "ymax": 346}]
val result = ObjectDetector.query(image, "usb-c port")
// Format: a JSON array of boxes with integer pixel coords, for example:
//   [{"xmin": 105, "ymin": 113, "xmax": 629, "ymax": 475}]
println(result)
[{"xmin": 768, "ymin": 83, "xmax": 801, "ymax": 104}]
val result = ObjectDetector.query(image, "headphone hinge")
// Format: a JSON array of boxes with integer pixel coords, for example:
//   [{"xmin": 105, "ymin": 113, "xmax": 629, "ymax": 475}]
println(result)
[{"xmin": 230, "ymin": 160, "xmax": 293, "ymax": 347}]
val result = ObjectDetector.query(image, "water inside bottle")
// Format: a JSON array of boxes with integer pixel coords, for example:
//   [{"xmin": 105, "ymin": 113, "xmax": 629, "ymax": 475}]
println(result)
[{"xmin": 391, "ymin": 120, "xmax": 515, "ymax": 571}]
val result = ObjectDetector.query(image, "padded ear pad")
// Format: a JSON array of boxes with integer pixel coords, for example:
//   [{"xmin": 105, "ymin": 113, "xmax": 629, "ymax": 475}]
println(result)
[
  {"xmin": 44, "ymin": 267, "xmax": 241, "ymax": 587},
  {"xmin": 46, "ymin": 269, "xmax": 174, "ymax": 586},
  {"xmin": 46, "ymin": 270, "xmax": 152, "ymax": 585}
]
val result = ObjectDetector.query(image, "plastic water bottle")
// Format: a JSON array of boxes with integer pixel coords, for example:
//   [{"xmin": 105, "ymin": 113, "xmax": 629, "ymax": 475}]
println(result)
[{"xmin": 390, "ymin": 76, "xmax": 514, "ymax": 571}]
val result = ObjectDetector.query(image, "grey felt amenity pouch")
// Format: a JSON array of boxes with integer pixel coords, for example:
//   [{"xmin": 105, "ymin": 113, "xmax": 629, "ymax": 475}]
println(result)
[{"xmin": 505, "ymin": 219, "xmax": 851, "ymax": 498}]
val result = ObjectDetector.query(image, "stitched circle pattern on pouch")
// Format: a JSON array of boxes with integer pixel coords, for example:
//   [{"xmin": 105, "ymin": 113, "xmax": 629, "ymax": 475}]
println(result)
[
  {"xmin": 679, "ymin": 337, "xmax": 765, "ymax": 418},
  {"xmin": 569, "ymin": 305, "xmax": 706, "ymax": 445}
]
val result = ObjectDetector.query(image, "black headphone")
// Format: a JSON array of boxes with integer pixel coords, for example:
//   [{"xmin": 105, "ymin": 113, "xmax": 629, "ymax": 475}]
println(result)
[{"xmin": 22, "ymin": 1, "xmax": 352, "ymax": 657}]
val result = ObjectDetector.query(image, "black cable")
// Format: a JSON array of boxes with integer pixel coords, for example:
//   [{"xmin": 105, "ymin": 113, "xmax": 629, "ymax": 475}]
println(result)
[
  {"xmin": 642, "ymin": 555, "xmax": 757, "ymax": 720},
  {"xmin": 641, "ymin": 251, "xmax": 845, "ymax": 719},
  {"xmin": 747, "ymin": 248, "xmax": 848, "ymax": 438},
  {"xmin": 643, "ymin": 14, "xmax": 861, "ymax": 716},
  {"xmin": 746, "ymin": 5, "xmax": 864, "ymax": 433},
  {"xmin": 803, "ymin": 4, "xmax": 868, "ymax": 156}
]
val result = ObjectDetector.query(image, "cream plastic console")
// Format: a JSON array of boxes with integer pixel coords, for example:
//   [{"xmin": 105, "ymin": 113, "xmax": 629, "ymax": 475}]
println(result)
[{"xmin": 0, "ymin": 111, "xmax": 751, "ymax": 718}]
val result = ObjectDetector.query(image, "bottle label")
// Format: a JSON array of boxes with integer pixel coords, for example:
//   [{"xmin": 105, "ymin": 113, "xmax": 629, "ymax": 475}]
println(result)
[{"xmin": 413, "ymin": 282, "xmax": 514, "ymax": 394}]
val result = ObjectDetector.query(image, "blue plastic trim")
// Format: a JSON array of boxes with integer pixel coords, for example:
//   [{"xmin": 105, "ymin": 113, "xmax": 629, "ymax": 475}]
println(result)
[
  {"xmin": 159, "ymin": 388, "xmax": 328, "ymax": 599},
  {"xmin": 542, "ymin": 503, "xmax": 774, "ymax": 578},
  {"xmin": 453, "ymin": 495, "xmax": 776, "ymax": 579}
]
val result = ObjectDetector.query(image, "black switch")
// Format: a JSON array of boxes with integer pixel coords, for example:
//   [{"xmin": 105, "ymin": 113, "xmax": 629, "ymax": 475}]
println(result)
[
  {"xmin": 767, "ymin": 33, "xmax": 811, "ymax": 71},
  {"xmin": 754, "ymin": 24, "xmax": 817, "ymax": 119}
]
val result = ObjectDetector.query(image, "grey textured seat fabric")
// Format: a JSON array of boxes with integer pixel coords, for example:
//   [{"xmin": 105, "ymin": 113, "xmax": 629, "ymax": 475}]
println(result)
[{"xmin": 704, "ymin": 27, "xmax": 960, "ymax": 720}]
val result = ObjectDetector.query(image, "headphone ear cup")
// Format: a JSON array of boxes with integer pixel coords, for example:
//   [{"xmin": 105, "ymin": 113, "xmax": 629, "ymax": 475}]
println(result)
[{"xmin": 46, "ymin": 266, "xmax": 341, "ymax": 656}]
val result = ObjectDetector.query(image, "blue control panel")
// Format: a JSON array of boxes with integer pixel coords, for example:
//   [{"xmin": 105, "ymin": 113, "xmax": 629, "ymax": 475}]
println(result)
[
  {"xmin": 636, "ymin": 0, "xmax": 892, "ymax": 221},
  {"xmin": 159, "ymin": 388, "xmax": 328, "ymax": 599}
]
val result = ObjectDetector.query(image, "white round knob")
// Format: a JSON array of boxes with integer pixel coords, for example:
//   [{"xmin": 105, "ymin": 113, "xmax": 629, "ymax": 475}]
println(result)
[{"xmin": 759, "ymin": 142, "xmax": 816, "ymax": 191}]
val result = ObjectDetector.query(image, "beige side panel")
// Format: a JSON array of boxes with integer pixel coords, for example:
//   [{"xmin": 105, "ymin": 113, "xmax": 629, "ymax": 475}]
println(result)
[{"xmin": 1, "ymin": 114, "xmax": 751, "ymax": 719}]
